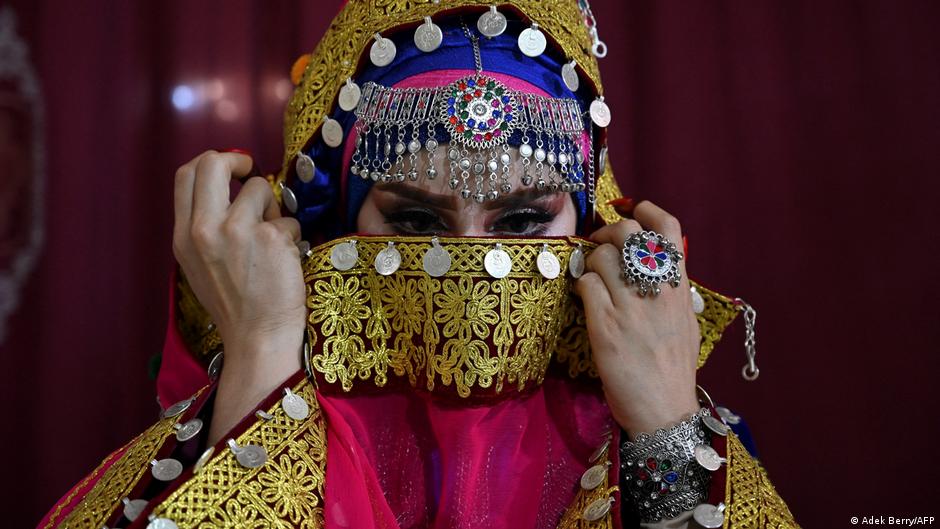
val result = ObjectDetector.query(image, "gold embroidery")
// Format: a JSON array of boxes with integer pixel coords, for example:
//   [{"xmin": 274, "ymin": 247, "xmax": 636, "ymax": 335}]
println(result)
[
  {"xmin": 556, "ymin": 441, "xmax": 618, "ymax": 529},
  {"xmin": 724, "ymin": 433, "xmax": 800, "ymax": 528},
  {"xmin": 151, "ymin": 379, "xmax": 326, "ymax": 529}
]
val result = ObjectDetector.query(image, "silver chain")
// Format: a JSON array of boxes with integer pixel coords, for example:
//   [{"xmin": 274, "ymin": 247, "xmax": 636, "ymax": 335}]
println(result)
[
  {"xmin": 460, "ymin": 21, "xmax": 484, "ymax": 73},
  {"xmin": 577, "ymin": 0, "xmax": 608, "ymax": 58},
  {"xmin": 735, "ymin": 298, "xmax": 760, "ymax": 381}
]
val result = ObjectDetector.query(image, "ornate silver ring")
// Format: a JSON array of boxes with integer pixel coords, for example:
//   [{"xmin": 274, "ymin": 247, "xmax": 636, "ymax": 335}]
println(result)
[{"xmin": 621, "ymin": 230, "xmax": 683, "ymax": 296}]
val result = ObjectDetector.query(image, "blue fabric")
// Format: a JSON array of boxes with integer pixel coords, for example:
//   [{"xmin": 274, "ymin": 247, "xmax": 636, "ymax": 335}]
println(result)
[{"xmin": 292, "ymin": 19, "xmax": 592, "ymax": 240}]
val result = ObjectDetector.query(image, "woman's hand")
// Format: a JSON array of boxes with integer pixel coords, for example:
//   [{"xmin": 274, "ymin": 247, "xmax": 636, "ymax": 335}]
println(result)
[
  {"xmin": 574, "ymin": 200, "xmax": 700, "ymax": 438},
  {"xmin": 173, "ymin": 151, "xmax": 306, "ymax": 444}
]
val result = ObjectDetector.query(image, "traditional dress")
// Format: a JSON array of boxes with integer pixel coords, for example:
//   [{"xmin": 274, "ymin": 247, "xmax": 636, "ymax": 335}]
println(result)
[{"xmin": 39, "ymin": 2, "xmax": 798, "ymax": 528}]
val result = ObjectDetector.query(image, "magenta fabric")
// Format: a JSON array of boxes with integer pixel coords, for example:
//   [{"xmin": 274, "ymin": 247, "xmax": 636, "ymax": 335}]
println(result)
[{"xmin": 155, "ymin": 271, "xmax": 211, "ymax": 409}]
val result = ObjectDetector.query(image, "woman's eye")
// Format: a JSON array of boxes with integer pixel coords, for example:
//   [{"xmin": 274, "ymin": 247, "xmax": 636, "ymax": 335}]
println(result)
[
  {"xmin": 383, "ymin": 209, "xmax": 447, "ymax": 234},
  {"xmin": 491, "ymin": 209, "xmax": 555, "ymax": 235}
]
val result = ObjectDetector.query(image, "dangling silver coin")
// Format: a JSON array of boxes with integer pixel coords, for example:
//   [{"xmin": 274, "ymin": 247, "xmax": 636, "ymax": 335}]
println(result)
[
  {"xmin": 151, "ymin": 458, "xmax": 184, "ymax": 482},
  {"xmin": 518, "ymin": 24, "xmax": 546, "ymax": 57},
  {"xmin": 590, "ymin": 97, "xmax": 611, "ymax": 127},
  {"xmin": 322, "ymin": 118, "xmax": 344, "ymax": 148},
  {"xmin": 692, "ymin": 503, "xmax": 726, "ymax": 529},
  {"xmin": 295, "ymin": 152, "xmax": 316, "ymax": 183},
  {"xmin": 122, "ymin": 498, "xmax": 148, "ymax": 521},
  {"xmin": 519, "ymin": 143, "xmax": 533, "ymax": 158},
  {"xmin": 207, "ymin": 351, "xmax": 223, "ymax": 380},
  {"xmin": 703, "ymin": 415, "xmax": 730, "ymax": 436},
  {"xmin": 581, "ymin": 497, "xmax": 613, "ymax": 522},
  {"xmin": 235, "ymin": 444, "xmax": 268, "ymax": 468},
  {"xmin": 579, "ymin": 463, "xmax": 608, "ymax": 491},
  {"xmin": 414, "ymin": 17, "xmax": 443, "ymax": 53},
  {"xmin": 484, "ymin": 245, "xmax": 512, "ymax": 279},
  {"xmin": 597, "ymin": 145, "xmax": 608, "ymax": 174},
  {"xmin": 691, "ymin": 286, "xmax": 705, "ymax": 314},
  {"xmin": 562, "ymin": 61, "xmax": 580, "ymax": 92},
  {"xmin": 330, "ymin": 240, "xmax": 358, "ymax": 271},
  {"xmin": 174, "ymin": 418, "xmax": 203, "ymax": 442},
  {"xmin": 338, "ymin": 79, "xmax": 361, "ymax": 112},
  {"xmin": 477, "ymin": 6, "xmax": 507, "ymax": 38},
  {"xmin": 162, "ymin": 398, "xmax": 193, "ymax": 419},
  {"xmin": 279, "ymin": 182, "xmax": 298, "ymax": 214},
  {"xmin": 374, "ymin": 243, "xmax": 402, "ymax": 276},
  {"xmin": 422, "ymin": 240, "xmax": 452, "ymax": 277},
  {"xmin": 537, "ymin": 246, "xmax": 561, "ymax": 279},
  {"xmin": 193, "ymin": 446, "xmax": 215, "ymax": 474},
  {"xmin": 569, "ymin": 245, "xmax": 585, "ymax": 278},
  {"xmin": 370, "ymin": 34, "xmax": 396, "ymax": 67},
  {"xmin": 716, "ymin": 406, "xmax": 742, "ymax": 425},
  {"xmin": 589, "ymin": 438, "xmax": 610, "ymax": 463},
  {"xmin": 281, "ymin": 388, "xmax": 310, "ymax": 421},
  {"xmin": 694, "ymin": 444, "xmax": 725, "ymax": 471},
  {"xmin": 146, "ymin": 517, "xmax": 179, "ymax": 529}
]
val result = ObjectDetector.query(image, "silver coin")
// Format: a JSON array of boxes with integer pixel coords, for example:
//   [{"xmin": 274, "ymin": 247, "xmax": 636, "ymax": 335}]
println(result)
[
  {"xmin": 151, "ymin": 458, "xmax": 183, "ymax": 481},
  {"xmin": 207, "ymin": 351, "xmax": 223, "ymax": 380},
  {"xmin": 484, "ymin": 246, "xmax": 512, "ymax": 278},
  {"xmin": 562, "ymin": 61, "xmax": 580, "ymax": 91},
  {"xmin": 322, "ymin": 118, "xmax": 344, "ymax": 148},
  {"xmin": 580, "ymin": 463, "xmax": 608, "ymax": 490},
  {"xmin": 716, "ymin": 406, "xmax": 741, "ymax": 425},
  {"xmin": 422, "ymin": 243, "xmax": 452, "ymax": 277},
  {"xmin": 338, "ymin": 79, "xmax": 361, "ymax": 112},
  {"xmin": 693, "ymin": 503, "xmax": 725, "ymax": 528},
  {"xmin": 477, "ymin": 7, "xmax": 507, "ymax": 38},
  {"xmin": 581, "ymin": 497, "xmax": 612, "ymax": 522},
  {"xmin": 146, "ymin": 517, "xmax": 179, "ymax": 529},
  {"xmin": 598, "ymin": 145, "xmax": 608, "ymax": 174},
  {"xmin": 175, "ymin": 418, "xmax": 203, "ymax": 442},
  {"xmin": 374, "ymin": 243, "xmax": 402, "ymax": 276},
  {"xmin": 162, "ymin": 398, "xmax": 192, "ymax": 419},
  {"xmin": 590, "ymin": 97, "xmax": 611, "ymax": 127},
  {"xmin": 589, "ymin": 438, "xmax": 609, "ymax": 463},
  {"xmin": 295, "ymin": 152, "xmax": 315, "ymax": 183},
  {"xmin": 414, "ymin": 17, "xmax": 443, "ymax": 52},
  {"xmin": 193, "ymin": 446, "xmax": 215, "ymax": 474},
  {"xmin": 703, "ymin": 415, "xmax": 730, "ymax": 436},
  {"xmin": 694, "ymin": 444, "xmax": 725, "ymax": 471},
  {"xmin": 279, "ymin": 183, "xmax": 298, "ymax": 214},
  {"xmin": 518, "ymin": 25, "xmax": 546, "ymax": 57},
  {"xmin": 330, "ymin": 240, "xmax": 358, "ymax": 271},
  {"xmin": 691, "ymin": 286, "xmax": 705, "ymax": 314},
  {"xmin": 281, "ymin": 388, "xmax": 310, "ymax": 421},
  {"xmin": 568, "ymin": 246, "xmax": 585, "ymax": 278},
  {"xmin": 122, "ymin": 498, "xmax": 147, "ymax": 521},
  {"xmin": 235, "ymin": 444, "xmax": 268, "ymax": 468},
  {"xmin": 369, "ymin": 35, "xmax": 396, "ymax": 67},
  {"xmin": 537, "ymin": 248, "xmax": 561, "ymax": 279}
]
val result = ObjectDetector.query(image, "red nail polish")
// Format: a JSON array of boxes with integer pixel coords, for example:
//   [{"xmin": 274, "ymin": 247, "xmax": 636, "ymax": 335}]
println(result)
[
  {"xmin": 606, "ymin": 197, "xmax": 635, "ymax": 217},
  {"xmin": 221, "ymin": 148, "xmax": 253, "ymax": 157},
  {"xmin": 682, "ymin": 236, "xmax": 689, "ymax": 260}
]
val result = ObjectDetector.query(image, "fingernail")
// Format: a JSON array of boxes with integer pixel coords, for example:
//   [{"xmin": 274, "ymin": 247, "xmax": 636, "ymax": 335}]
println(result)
[
  {"xmin": 221, "ymin": 148, "xmax": 253, "ymax": 157},
  {"xmin": 606, "ymin": 197, "xmax": 635, "ymax": 217},
  {"xmin": 682, "ymin": 236, "xmax": 689, "ymax": 259}
]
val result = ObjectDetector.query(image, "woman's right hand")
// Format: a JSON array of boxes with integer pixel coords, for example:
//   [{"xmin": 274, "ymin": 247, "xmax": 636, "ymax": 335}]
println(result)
[{"xmin": 173, "ymin": 150, "xmax": 306, "ymax": 444}]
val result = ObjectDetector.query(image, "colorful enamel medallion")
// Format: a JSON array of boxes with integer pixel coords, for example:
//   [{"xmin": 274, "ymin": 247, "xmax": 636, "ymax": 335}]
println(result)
[
  {"xmin": 442, "ymin": 75, "xmax": 518, "ymax": 149},
  {"xmin": 621, "ymin": 230, "xmax": 683, "ymax": 296}
]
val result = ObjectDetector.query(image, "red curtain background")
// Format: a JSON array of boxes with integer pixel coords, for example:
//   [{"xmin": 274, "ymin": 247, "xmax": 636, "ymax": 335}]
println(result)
[{"xmin": 2, "ymin": 1, "xmax": 938, "ymax": 527}]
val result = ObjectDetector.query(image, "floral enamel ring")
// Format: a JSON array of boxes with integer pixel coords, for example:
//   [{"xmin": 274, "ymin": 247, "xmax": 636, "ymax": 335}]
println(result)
[{"xmin": 621, "ymin": 230, "xmax": 684, "ymax": 296}]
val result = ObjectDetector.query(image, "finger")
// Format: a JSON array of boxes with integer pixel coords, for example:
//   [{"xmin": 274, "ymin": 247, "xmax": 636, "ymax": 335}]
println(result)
[
  {"xmin": 583, "ymin": 243, "xmax": 633, "ymax": 307},
  {"xmin": 228, "ymin": 177, "xmax": 276, "ymax": 225},
  {"xmin": 191, "ymin": 152, "xmax": 254, "ymax": 223},
  {"xmin": 267, "ymin": 217, "xmax": 302, "ymax": 244},
  {"xmin": 589, "ymin": 218, "xmax": 642, "ymax": 247},
  {"xmin": 632, "ymin": 200, "xmax": 682, "ymax": 244},
  {"xmin": 573, "ymin": 271, "xmax": 614, "ymax": 315}
]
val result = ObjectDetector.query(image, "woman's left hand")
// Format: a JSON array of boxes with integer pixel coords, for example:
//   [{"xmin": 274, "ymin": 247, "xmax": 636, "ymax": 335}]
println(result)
[{"xmin": 574, "ymin": 200, "xmax": 701, "ymax": 438}]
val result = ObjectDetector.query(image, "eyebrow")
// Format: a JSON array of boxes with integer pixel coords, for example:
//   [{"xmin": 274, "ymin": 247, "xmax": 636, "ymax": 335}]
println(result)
[{"xmin": 374, "ymin": 183, "xmax": 556, "ymax": 211}]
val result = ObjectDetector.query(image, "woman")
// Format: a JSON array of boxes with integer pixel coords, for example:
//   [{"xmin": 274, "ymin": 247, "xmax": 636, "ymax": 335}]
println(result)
[{"xmin": 39, "ymin": 1, "xmax": 796, "ymax": 528}]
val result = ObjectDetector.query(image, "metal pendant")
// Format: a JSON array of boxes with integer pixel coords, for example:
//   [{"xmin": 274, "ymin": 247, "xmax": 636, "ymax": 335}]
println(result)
[
  {"xmin": 484, "ymin": 243, "xmax": 512, "ymax": 278},
  {"xmin": 338, "ymin": 78, "xmax": 361, "ymax": 112},
  {"xmin": 369, "ymin": 33, "xmax": 396, "ymax": 67},
  {"xmin": 716, "ymin": 406, "xmax": 741, "ymax": 425},
  {"xmin": 256, "ymin": 410, "xmax": 275, "ymax": 421},
  {"xmin": 122, "ymin": 498, "xmax": 148, "ymax": 522},
  {"xmin": 161, "ymin": 397, "xmax": 193, "ymax": 419},
  {"xmin": 598, "ymin": 145, "xmax": 608, "ymax": 174},
  {"xmin": 537, "ymin": 244, "xmax": 561, "ymax": 279},
  {"xmin": 590, "ymin": 97, "xmax": 611, "ymax": 127},
  {"xmin": 422, "ymin": 237, "xmax": 452, "ymax": 277},
  {"xmin": 580, "ymin": 462, "xmax": 609, "ymax": 490},
  {"xmin": 581, "ymin": 497, "xmax": 613, "ymax": 522},
  {"xmin": 193, "ymin": 446, "xmax": 215, "ymax": 474},
  {"xmin": 322, "ymin": 117, "xmax": 344, "ymax": 148},
  {"xmin": 518, "ymin": 23, "xmax": 546, "ymax": 57},
  {"xmin": 330, "ymin": 240, "xmax": 358, "ymax": 271},
  {"xmin": 174, "ymin": 418, "xmax": 203, "ymax": 442},
  {"xmin": 477, "ymin": 6, "xmax": 507, "ymax": 38},
  {"xmin": 703, "ymin": 414, "xmax": 729, "ymax": 436},
  {"xmin": 693, "ymin": 503, "xmax": 726, "ymax": 528},
  {"xmin": 150, "ymin": 458, "xmax": 183, "ymax": 481},
  {"xmin": 589, "ymin": 437, "xmax": 609, "ymax": 463},
  {"xmin": 228, "ymin": 439, "xmax": 268, "ymax": 468},
  {"xmin": 146, "ymin": 517, "xmax": 179, "ymax": 529},
  {"xmin": 691, "ymin": 285, "xmax": 705, "ymax": 314},
  {"xmin": 279, "ymin": 182, "xmax": 298, "ymax": 214},
  {"xmin": 562, "ymin": 60, "xmax": 580, "ymax": 92},
  {"xmin": 694, "ymin": 444, "xmax": 726, "ymax": 471},
  {"xmin": 207, "ymin": 351, "xmax": 223, "ymax": 380},
  {"xmin": 281, "ymin": 388, "xmax": 309, "ymax": 421},
  {"xmin": 296, "ymin": 152, "xmax": 316, "ymax": 183},
  {"xmin": 569, "ymin": 243, "xmax": 585, "ymax": 278},
  {"xmin": 414, "ymin": 16, "xmax": 443, "ymax": 52},
  {"xmin": 374, "ymin": 241, "xmax": 402, "ymax": 276}
]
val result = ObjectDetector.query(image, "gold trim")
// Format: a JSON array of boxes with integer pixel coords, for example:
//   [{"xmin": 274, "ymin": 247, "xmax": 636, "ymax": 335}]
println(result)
[{"xmin": 723, "ymin": 433, "xmax": 800, "ymax": 528}]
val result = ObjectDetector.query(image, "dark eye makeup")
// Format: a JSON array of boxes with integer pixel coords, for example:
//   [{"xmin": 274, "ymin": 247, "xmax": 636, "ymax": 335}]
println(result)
[{"xmin": 381, "ymin": 205, "xmax": 557, "ymax": 236}]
